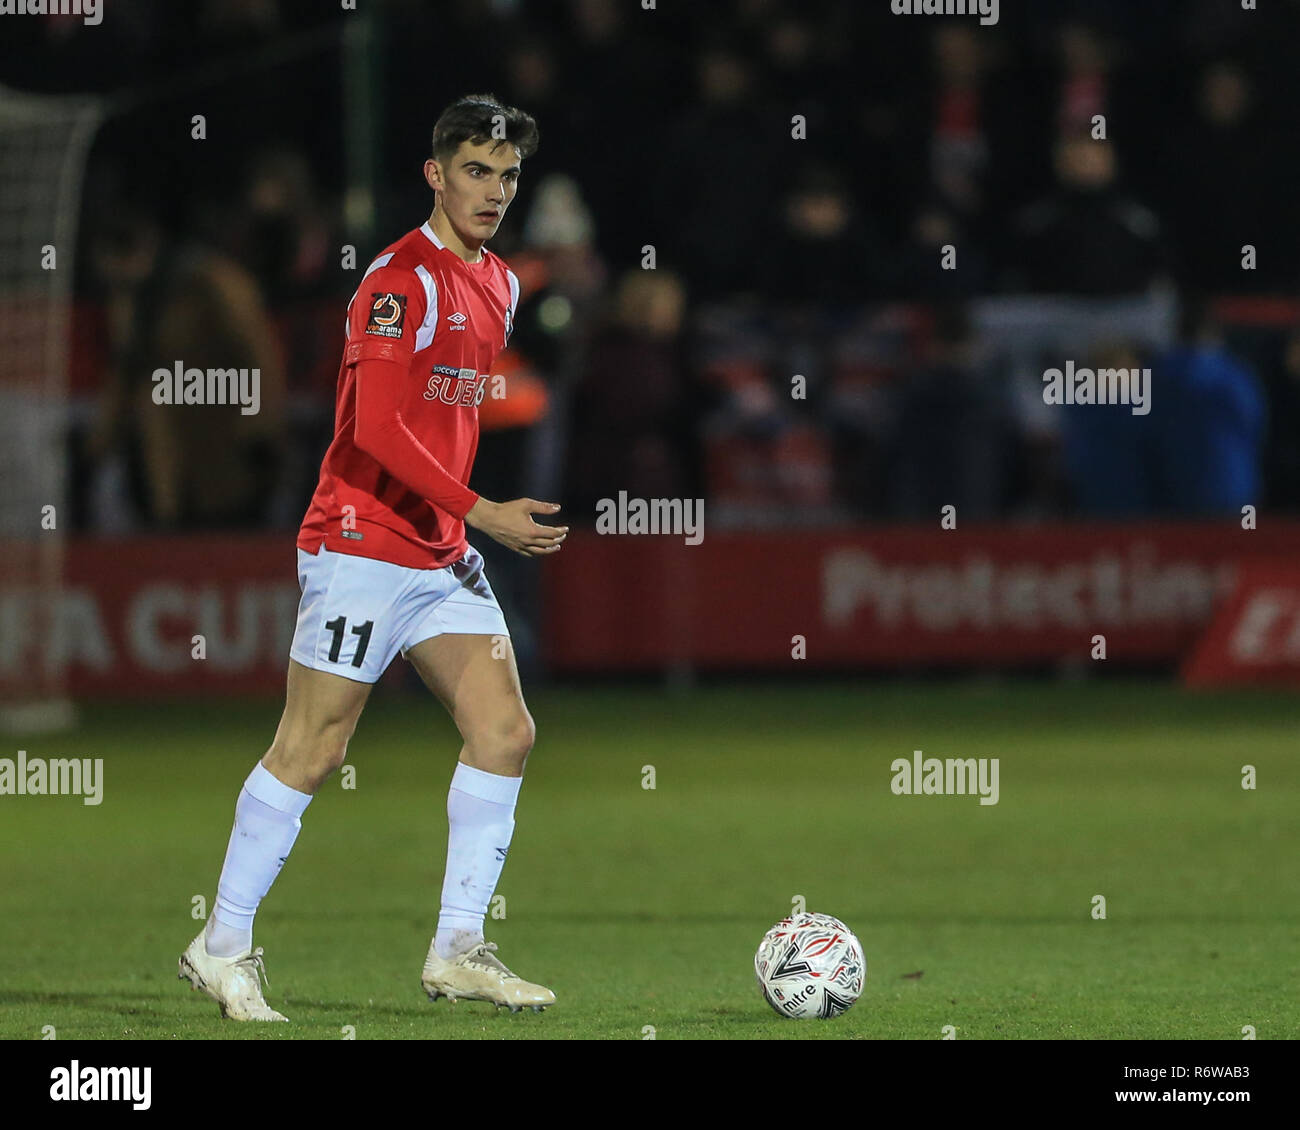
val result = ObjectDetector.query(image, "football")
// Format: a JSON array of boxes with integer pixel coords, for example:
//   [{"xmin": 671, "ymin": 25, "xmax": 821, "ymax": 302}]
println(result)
[{"xmin": 754, "ymin": 912, "xmax": 866, "ymax": 1019}]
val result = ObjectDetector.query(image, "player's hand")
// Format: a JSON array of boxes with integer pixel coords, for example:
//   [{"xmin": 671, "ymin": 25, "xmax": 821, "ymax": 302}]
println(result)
[{"xmin": 464, "ymin": 497, "xmax": 568, "ymax": 558}]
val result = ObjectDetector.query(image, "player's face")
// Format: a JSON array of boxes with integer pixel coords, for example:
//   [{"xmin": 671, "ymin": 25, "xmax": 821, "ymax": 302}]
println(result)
[{"xmin": 435, "ymin": 140, "xmax": 521, "ymax": 242}]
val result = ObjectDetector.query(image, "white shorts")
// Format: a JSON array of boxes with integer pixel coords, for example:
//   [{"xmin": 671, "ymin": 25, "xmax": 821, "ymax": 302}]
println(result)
[{"xmin": 289, "ymin": 544, "xmax": 509, "ymax": 684}]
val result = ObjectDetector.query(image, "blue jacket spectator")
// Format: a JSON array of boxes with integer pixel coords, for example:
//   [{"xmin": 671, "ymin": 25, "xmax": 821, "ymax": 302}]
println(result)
[{"xmin": 1151, "ymin": 340, "xmax": 1266, "ymax": 515}]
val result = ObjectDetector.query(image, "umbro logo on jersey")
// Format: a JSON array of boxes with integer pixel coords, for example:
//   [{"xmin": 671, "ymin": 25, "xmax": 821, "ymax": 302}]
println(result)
[{"xmin": 447, "ymin": 311, "xmax": 468, "ymax": 330}]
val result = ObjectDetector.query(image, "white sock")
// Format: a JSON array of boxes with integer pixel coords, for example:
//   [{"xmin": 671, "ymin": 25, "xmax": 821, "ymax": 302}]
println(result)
[
  {"xmin": 435, "ymin": 761, "xmax": 522, "ymax": 959},
  {"xmin": 206, "ymin": 762, "xmax": 312, "ymax": 958}
]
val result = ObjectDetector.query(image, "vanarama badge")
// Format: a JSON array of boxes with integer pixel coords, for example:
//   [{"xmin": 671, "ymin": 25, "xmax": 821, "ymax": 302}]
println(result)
[{"xmin": 366, "ymin": 292, "xmax": 407, "ymax": 338}]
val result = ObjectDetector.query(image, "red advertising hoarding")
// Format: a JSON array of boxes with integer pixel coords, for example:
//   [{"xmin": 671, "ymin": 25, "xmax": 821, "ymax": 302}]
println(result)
[
  {"xmin": 1183, "ymin": 561, "xmax": 1300, "ymax": 687},
  {"xmin": 540, "ymin": 524, "xmax": 1300, "ymax": 672},
  {"xmin": 3, "ymin": 523, "xmax": 1299, "ymax": 696}
]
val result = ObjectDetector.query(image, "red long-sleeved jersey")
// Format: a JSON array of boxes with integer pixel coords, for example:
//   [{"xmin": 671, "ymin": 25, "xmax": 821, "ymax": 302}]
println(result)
[{"xmin": 298, "ymin": 222, "xmax": 520, "ymax": 569}]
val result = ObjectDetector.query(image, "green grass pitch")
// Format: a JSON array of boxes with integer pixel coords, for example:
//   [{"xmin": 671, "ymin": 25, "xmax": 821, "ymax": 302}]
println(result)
[{"xmin": 1, "ymin": 680, "xmax": 1296, "ymax": 1040}]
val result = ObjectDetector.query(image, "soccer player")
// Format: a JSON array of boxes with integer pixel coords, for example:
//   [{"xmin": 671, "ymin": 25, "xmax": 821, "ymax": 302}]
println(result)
[{"xmin": 179, "ymin": 94, "xmax": 564, "ymax": 1020}]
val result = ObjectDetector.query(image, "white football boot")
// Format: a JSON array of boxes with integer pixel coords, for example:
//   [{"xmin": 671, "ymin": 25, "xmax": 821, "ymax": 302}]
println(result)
[
  {"xmin": 178, "ymin": 931, "xmax": 288, "ymax": 1022},
  {"xmin": 421, "ymin": 940, "xmax": 555, "ymax": 1012}
]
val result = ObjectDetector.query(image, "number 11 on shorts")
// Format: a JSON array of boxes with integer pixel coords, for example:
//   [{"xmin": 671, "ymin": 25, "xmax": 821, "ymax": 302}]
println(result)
[{"xmin": 324, "ymin": 616, "xmax": 375, "ymax": 668}]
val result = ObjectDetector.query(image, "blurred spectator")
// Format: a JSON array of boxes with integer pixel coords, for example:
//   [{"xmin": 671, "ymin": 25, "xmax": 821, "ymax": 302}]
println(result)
[
  {"xmin": 696, "ymin": 317, "xmax": 836, "ymax": 524},
  {"xmin": 758, "ymin": 164, "xmax": 884, "ymax": 310},
  {"xmin": 1005, "ymin": 352, "xmax": 1071, "ymax": 521},
  {"xmin": 499, "ymin": 37, "xmax": 581, "ymax": 188},
  {"xmin": 892, "ymin": 200, "xmax": 991, "ymax": 300},
  {"xmin": 1163, "ymin": 61, "xmax": 1289, "ymax": 293},
  {"xmin": 821, "ymin": 307, "xmax": 906, "ymax": 521},
  {"xmin": 222, "ymin": 148, "xmax": 346, "ymax": 426},
  {"xmin": 511, "ymin": 173, "xmax": 606, "ymax": 379},
  {"xmin": 564, "ymin": 270, "xmax": 695, "ymax": 515},
  {"xmin": 1149, "ymin": 296, "xmax": 1266, "ymax": 516},
  {"xmin": 895, "ymin": 24, "xmax": 1028, "ymax": 257},
  {"xmin": 1007, "ymin": 131, "xmax": 1166, "ymax": 295},
  {"xmin": 926, "ymin": 26, "xmax": 995, "ymax": 223},
  {"xmin": 559, "ymin": 0, "xmax": 686, "ymax": 262},
  {"xmin": 1058, "ymin": 340, "xmax": 1157, "ymax": 517},
  {"xmin": 755, "ymin": 163, "xmax": 883, "ymax": 506},
  {"xmin": 1047, "ymin": 20, "xmax": 1164, "ymax": 204},
  {"xmin": 762, "ymin": 15, "xmax": 819, "ymax": 107},
  {"xmin": 1053, "ymin": 22, "xmax": 1117, "ymax": 140},
  {"xmin": 888, "ymin": 303, "xmax": 1002, "ymax": 521},
  {"xmin": 654, "ymin": 41, "xmax": 774, "ymax": 303},
  {"xmin": 522, "ymin": 176, "xmax": 605, "ymax": 300},
  {"xmin": 84, "ymin": 207, "xmax": 288, "ymax": 530},
  {"xmin": 231, "ymin": 149, "xmax": 339, "ymax": 306}
]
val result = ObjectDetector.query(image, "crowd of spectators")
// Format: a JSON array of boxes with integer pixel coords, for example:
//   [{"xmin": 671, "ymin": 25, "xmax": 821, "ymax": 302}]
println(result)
[{"xmin": 6, "ymin": 0, "xmax": 1300, "ymax": 531}]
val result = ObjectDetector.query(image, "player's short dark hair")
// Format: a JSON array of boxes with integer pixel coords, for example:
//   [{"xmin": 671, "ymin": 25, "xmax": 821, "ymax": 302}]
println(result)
[{"xmin": 431, "ymin": 93, "xmax": 539, "ymax": 165}]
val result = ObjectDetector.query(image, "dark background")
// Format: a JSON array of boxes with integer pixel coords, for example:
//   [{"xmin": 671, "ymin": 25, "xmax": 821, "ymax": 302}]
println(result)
[{"xmin": 4, "ymin": 0, "xmax": 1300, "ymax": 668}]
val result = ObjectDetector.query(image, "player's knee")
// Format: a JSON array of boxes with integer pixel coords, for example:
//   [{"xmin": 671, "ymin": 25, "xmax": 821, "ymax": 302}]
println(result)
[
  {"xmin": 497, "ymin": 710, "xmax": 536, "ymax": 765},
  {"xmin": 267, "ymin": 724, "xmax": 352, "ymax": 789},
  {"xmin": 469, "ymin": 709, "xmax": 534, "ymax": 772},
  {"xmin": 316, "ymin": 737, "xmax": 351, "ymax": 778},
  {"xmin": 512, "ymin": 710, "xmax": 536, "ymax": 762}
]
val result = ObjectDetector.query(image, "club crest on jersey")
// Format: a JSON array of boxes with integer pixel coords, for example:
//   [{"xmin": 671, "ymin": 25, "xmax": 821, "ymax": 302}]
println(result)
[
  {"xmin": 424, "ymin": 365, "xmax": 486, "ymax": 406},
  {"xmin": 366, "ymin": 292, "xmax": 407, "ymax": 338}
]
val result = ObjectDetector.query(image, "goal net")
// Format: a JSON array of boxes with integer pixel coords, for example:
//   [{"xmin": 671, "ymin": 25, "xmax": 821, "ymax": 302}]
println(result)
[{"xmin": 0, "ymin": 85, "xmax": 101, "ymax": 733}]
